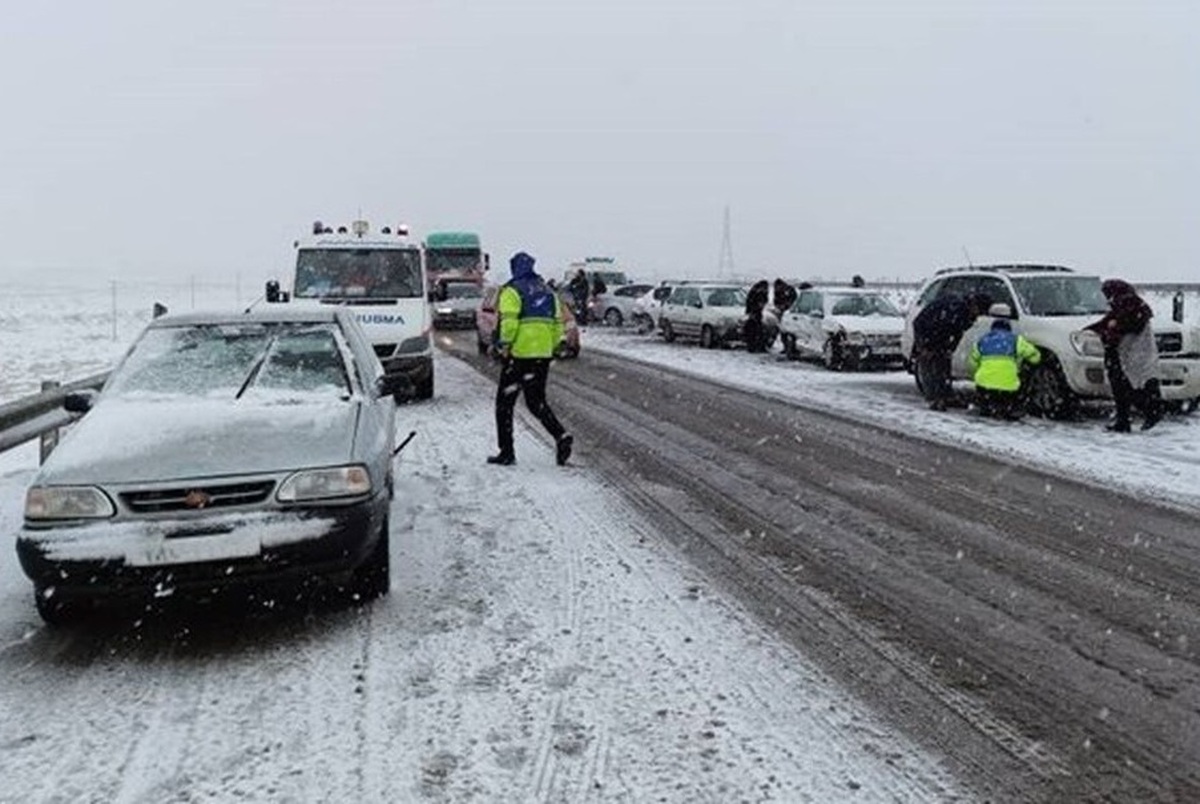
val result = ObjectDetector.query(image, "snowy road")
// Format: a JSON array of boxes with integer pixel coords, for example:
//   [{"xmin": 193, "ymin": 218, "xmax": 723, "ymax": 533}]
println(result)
[{"xmin": 0, "ymin": 357, "xmax": 968, "ymax": 803}]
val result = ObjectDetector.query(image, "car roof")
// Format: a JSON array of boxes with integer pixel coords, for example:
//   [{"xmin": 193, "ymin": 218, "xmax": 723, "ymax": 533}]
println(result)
[
  {"xmin": 148, "ymin": 306, "xmax": 348, "ymax": 328},
  {"xmin": 932, "ymin": 264, "xmax": 1075, "ymax": 277}
]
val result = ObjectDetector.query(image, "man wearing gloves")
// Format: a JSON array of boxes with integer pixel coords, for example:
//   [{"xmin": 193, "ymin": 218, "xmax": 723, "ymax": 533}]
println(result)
[{"xmin": 488, "ymin": 251, "xmax": 573, "ymax": 466}]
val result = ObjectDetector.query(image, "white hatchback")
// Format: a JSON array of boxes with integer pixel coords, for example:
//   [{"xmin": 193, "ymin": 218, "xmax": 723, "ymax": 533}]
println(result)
[
  {"xmin": 779, "ymin": 287, "xmax": 906, "ymax": 370},
  {"xmin": 658, "ymin": 284, "xmax": 748, "ymax": 348}
]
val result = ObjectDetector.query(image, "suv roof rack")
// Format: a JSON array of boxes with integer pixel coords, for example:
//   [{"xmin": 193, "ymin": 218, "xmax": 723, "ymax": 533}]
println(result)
[{"xmin": 933, "ymin": 264, "xmax": 1074, "ymax": 276}]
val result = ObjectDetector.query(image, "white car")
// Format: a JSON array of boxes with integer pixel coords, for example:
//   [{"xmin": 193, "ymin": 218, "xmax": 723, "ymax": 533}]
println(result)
[
  {"xmin": 658, "ymin": 283, "xmax": 748, "ymax": 348},
  {"xmin": 779, "ymin": 288, "xmax": 906, "ymax": 370},
  {"xmin": 900, "ymin": 265, "xmax": 1200, "ymax": 417},
  {"xmin": 630, "ymin": 284, "xmax": 675, "ymax": 334},
  {"xmin": 588, "ymin": 283, "xmax": 655, "ymax": 327}
]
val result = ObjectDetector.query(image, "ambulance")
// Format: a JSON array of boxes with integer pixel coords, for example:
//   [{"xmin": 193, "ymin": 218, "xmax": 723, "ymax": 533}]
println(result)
[{"xmin": 268, "ymin": 219, "xmax": 434, "ymax": 400}]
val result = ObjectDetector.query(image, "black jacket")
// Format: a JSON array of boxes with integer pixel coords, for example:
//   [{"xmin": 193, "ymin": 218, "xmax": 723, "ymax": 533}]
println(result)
[{"xmin": 912, "ymin": 293, "xmax": 977, "ymax": 351}]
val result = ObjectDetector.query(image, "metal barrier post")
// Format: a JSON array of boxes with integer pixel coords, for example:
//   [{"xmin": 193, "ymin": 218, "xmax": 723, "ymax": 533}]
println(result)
[{"xmin": 39, "ymin": 380, "xmax": 60, "ymax": 464}]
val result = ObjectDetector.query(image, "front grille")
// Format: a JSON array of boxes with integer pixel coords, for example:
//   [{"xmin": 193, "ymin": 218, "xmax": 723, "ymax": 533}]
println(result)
[
  {"xmin": 865, "ymin": 334, "xmax": 900, "ymax": 347},
  {"xmin": 373, "ymin": 343, "xmax": 397, "ymax": 358},
  {"xmin": 121, "ymin": 481, "xmax": 275, "ymax": 513},
  {"xmin": 1155, "ymin": 332, "xmax": 1182, "ymax": 354}
]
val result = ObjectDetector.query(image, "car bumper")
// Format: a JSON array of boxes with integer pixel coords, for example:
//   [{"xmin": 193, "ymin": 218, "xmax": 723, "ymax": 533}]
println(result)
[
  {"xmin": 16, "ymin": 497, "xmax": 387, "ymax": 601},
  {"xmin": 433, "ymin": 311, "xmax": 477, "ymax": 330},
  {"xmin": 383, "ymin": 354, "xmax": 433, "ymax": 384}
]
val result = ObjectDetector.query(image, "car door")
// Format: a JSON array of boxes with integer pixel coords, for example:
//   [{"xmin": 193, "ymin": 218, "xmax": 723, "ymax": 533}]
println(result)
[
  {"xmin": 675, "ymin": 287, "xmax": 704, "ymax": 339},
  {"xmin": 792, "ymin": 291, "xmax": 825, "ymax": 356}
]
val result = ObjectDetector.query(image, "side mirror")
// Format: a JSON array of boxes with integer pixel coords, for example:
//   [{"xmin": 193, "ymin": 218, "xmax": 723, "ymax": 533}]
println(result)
[
  {"xmin": 265, "ymin": 280, "xmax": 281, "ymax": 303},
  {"xmin": 376, "ymin": 374, "xmax": 414, "ymax": 402},
  {"xmin": 63, "ymin": 390, "xmax": 97, "ymax": 414}
]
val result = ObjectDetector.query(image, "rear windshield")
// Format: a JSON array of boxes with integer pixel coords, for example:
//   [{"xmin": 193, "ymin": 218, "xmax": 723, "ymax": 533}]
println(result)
[{"xmin": 828, "ymin": 293, "xmax": 901, "ymax": 317}]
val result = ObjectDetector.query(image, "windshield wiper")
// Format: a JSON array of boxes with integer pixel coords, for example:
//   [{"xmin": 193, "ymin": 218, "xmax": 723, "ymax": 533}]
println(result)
[{"xmin": 235, "ymin": 335, "xmax": 278, "ymax": 399}]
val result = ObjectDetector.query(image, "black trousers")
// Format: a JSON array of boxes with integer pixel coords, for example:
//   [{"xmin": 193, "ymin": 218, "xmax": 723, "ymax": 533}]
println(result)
[
  {"xmin": 974, "ymin": 387, "xmax": 1023, "ymax": 419},
  {"xmin": 495, "ymin": 357, "xmax": 566, "ymax": 457},
  {"xmin": 1105, "ymin": 350, "xmax": 1162, "ymax": 425},
  {"xmin": 915, "ymin": 345, "xmax": 953, "ymax": 404}
]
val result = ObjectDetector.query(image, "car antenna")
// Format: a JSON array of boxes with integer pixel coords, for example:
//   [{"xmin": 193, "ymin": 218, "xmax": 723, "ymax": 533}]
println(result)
[
  {"xmin": 962, "ymin": 246, "xmax": 974, "ymax": 268},
  {"xmin": 243, "ymin": 294, "xmax": 265, "ymax": 314}
]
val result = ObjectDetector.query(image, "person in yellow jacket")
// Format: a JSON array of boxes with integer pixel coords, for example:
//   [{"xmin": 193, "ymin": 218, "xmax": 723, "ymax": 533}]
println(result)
[
  {"xmin": 488, "ymin": 251, "xmax": 573, "ymax": 466},
  {"xmin": 968, "ymin": 315, "xmax": 1042, "ymax": 420}
]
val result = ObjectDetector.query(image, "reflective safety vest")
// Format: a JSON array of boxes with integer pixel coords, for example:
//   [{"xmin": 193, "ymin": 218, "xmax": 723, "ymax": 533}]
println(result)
[
  {"xmin": 498, "ymin": 276, "xmax": 564, "ymax": 358},
  {"xmin": 969, "ymin": 328, "xmax": 1042, "ymax": 392}
]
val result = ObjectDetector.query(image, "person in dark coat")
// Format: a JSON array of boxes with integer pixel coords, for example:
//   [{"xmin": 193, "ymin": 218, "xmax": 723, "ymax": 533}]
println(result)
[
  {"xmin": 773, "ymin": 278, "xmax": 798, "ymax": 318},
  {"xmin": 567, "ymin": 269, "xmax": 590, "ymax": 325},
  {"xmin": 911, "ymin": 291, "xmax": 991, "ymax": 411},
  {"xmin": 743, "ymin": 279, "xmax": 770, "ymax": 352},
  {"xmin": 1085, "ymin": 279, "xmax": 1162, "ymax": 432}
]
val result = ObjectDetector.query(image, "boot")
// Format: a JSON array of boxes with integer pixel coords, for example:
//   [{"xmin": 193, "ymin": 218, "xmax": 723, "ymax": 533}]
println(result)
[
  {"xmin": 1105, "ymin": 420, "xmax": 1131, "ymax": 433},
  {"xmin": 556, "ymin": 435, "xmax": 573, "ymax": 467},
  {"xmin": 486, "ymin": 452, "xmax": 516, "ymax": 465}
]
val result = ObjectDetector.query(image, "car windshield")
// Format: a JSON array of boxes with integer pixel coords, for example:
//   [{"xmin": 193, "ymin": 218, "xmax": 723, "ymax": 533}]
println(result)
[
  {"xmin": 828, "ymin": 293, "xmax": 902, "ymax": 317},
  {"xmin": 294, "ymin": 248, "xmax": 423, "ymax": 299},
  {"xmin": 426, "ymin": 249, "xmax": 481, "ymax": 275},
  {"xmin": 1010, "ymin": 275, "xmax": 1109, "ymax": 316},
  {"xmin": 705, "ymin": 287, "xmax": 747, "ymax": 307},
  {"xmin": 106, "ymin": 322, "xmax": 351, "ymax": 398},
  {"xmin": 441, "ymin": 283, "xmax": 483, "ymax": 300}
]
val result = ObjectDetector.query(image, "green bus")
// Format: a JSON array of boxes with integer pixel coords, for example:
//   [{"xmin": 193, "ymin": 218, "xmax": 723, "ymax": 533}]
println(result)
[{"xmin": 423, "ymin": 231, "xmax": 488, "ymax": 285}]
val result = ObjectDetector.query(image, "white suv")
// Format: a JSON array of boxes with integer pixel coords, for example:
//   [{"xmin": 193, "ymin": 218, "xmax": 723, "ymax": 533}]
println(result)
[
  {"xmin": 900, "ymin": 265, "xmax": 1200, "ymax": 417},
  {"xmin": 658, "ymin": 283, "xmax": 748, "ymax": 348}
]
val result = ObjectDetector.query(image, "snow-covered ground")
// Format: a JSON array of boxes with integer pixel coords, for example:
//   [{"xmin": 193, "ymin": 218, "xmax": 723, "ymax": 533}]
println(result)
[
  {"xmin": 578, "ymin": 325, "xmax": 1200, "ymax": 513},
  {"xmin": 0, "ymin": 357, "xmax": 970, "ymax": 802}
]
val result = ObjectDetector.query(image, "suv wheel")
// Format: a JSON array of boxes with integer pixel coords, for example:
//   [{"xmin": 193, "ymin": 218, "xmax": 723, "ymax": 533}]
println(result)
[
  {"xmin": 604, "ymin": 308, "xmax": 623, "ymax": 327},
  {"xmin": 661, "ymin": 319, "xmax": 676, "ymax": 343},
  {"xmin": 822, "ymin": 337, "xmax": 844, "ymax": 371},
  {"xmin": 1025, "ymin": 359, "xmax": 1076, "ymax": 419}
]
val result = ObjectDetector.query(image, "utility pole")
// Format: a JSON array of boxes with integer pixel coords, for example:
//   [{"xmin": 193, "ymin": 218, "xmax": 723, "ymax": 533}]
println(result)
[{"xmin": 717, "ymin": 205, "xmax": 735, "ymax": 278}]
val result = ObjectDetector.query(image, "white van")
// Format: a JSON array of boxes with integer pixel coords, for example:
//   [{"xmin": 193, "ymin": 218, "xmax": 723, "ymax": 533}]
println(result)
[{"xmin": 269, "ymin": 220, "xmax": 434, "ymax": 399}]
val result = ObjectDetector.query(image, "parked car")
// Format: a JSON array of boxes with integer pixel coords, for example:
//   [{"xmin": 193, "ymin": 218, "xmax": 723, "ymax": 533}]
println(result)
[
  {"xmin": 588, "ymin": 283, "xmax": 655, "ymax": 327},
  {"xmin": 631, "ymin": 284, "xmax": 675, "ymax": 334},
  {"xmin": 17, "ymin": 307, "xmax": 406, "ymax": 624},
  {"xmin": 658, "ymin": 283, "xmax": 748, "ymax": 348},
  {"xmin": 779, "ymin": 287, "xmax": 906, "ymax": 370},
  {"xmin": 900, "ymin": 264, "xmax": 1200, "ymax": 417},
  {"xmin": 431, "ymin": 279, "xmax": 484, "ymax": 330},
  {"xmin": 476, "ymin": 285, "xmax": 580, "ymax": 358}
]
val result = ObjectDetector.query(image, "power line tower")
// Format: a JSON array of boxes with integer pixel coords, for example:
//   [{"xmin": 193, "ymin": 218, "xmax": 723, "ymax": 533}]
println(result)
[{"xmin": 717, "ymin": 205, "xmax": 735, "ymax": 278}]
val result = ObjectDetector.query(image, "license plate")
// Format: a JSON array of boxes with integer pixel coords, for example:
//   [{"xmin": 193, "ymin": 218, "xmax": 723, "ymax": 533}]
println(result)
[{"xmin": 126, "ymin": 531, "xmax": 261, "ymax": 567}]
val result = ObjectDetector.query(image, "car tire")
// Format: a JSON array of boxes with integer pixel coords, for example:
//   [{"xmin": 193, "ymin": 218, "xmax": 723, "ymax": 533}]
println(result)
[
  {"xmin": 822, "ymin": 337, "xmax": 844, "ymax": 371},
  {"xmin": 700, "ymin": 325, "xmax": 716, "ymax": 349},
  {"xmin": 604, "ymin": 308, "xmax": 623, "ymax": 327},
  {"xmin": 1025, "ymin": 359, "xmax": 1076, "ymax": 420},
  {"xmin": 415, "ymin": 373, "xmax": 434, "ymax": 401},
  {"xmin": 351, "ymin": 517, "xmax": 391, "ymax": 602},
  {"xmin": 477, "ymin": 337, "xmax": 489, "ymax": 356},
  {"xmin": 35, "ymin": 588, "xmax": 84, "ymax": 626},
  {"xmin": 661, "ymin": 319, "xmax": 676, "ymax": 343},
  {"xmin": 781, "ymin": 333, "xmax": 797, "ymax": 360}
]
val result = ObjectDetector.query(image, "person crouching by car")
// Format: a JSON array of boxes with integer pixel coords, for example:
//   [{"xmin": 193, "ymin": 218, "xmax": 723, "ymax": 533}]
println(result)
[
  {"xmin": 911, "ymin": 292, "xmax": 991, "ymax": 411},
  {"xmin": 488, "ymin": 251, "xmax": 574, "ymax": 467},
  {"xmin": 743, "ymin": 279, "xmax": 770, "ymax": 352},
  {"xmin": 968, "ymin": 310, "xmax": 1041, "ymax": 420},
  {"xmin": 1085, "ymin": 278, "xmax": 1163, "ymax": 433}
]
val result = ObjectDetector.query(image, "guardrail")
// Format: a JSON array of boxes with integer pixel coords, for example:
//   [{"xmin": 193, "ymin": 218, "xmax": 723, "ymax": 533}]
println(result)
[{"xmin": 0, "ymin": 372, "xmax": 110, "ymax": 459}]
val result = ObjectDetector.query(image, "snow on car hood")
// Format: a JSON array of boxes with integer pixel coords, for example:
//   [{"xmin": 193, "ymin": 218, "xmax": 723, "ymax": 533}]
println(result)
[
  {"xmin": 37, "ymin": 392, "xmax": 360, "ymax": 486},
  {"xmin": 827, "ymin": 315, "xmax": 904, "ymax": 334}
]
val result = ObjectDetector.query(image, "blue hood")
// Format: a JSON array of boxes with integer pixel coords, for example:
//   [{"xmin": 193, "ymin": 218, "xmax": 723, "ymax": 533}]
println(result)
[{"xmin": 510, "ymin": 252, "xmax": 536, "ymax": 280}]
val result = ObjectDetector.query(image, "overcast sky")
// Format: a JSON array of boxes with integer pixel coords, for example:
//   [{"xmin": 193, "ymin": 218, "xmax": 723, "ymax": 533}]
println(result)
[{"xmin": 2, "ymin": 0, "xmax": 1198, "ymax": 287}]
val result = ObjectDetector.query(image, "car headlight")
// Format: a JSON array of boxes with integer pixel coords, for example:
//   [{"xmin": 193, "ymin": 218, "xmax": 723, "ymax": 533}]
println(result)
[
  {"xmin": 25, "ymin": 486, "xmax": 115, "ymax": 520},
  {"xmin": 277, "ymin": 465, "xmax": 372, "ymax": 502},
  {"xmin": 1070, "ymin": 330, "xmax": 1105, "ymax": 357},
  {"xmin": 396, "ymin": 335, "xmax": 430, "ymax": 354},
  {"xmin": 435, "ymin": 306, "xmax": 454, "ymax": 315}
]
